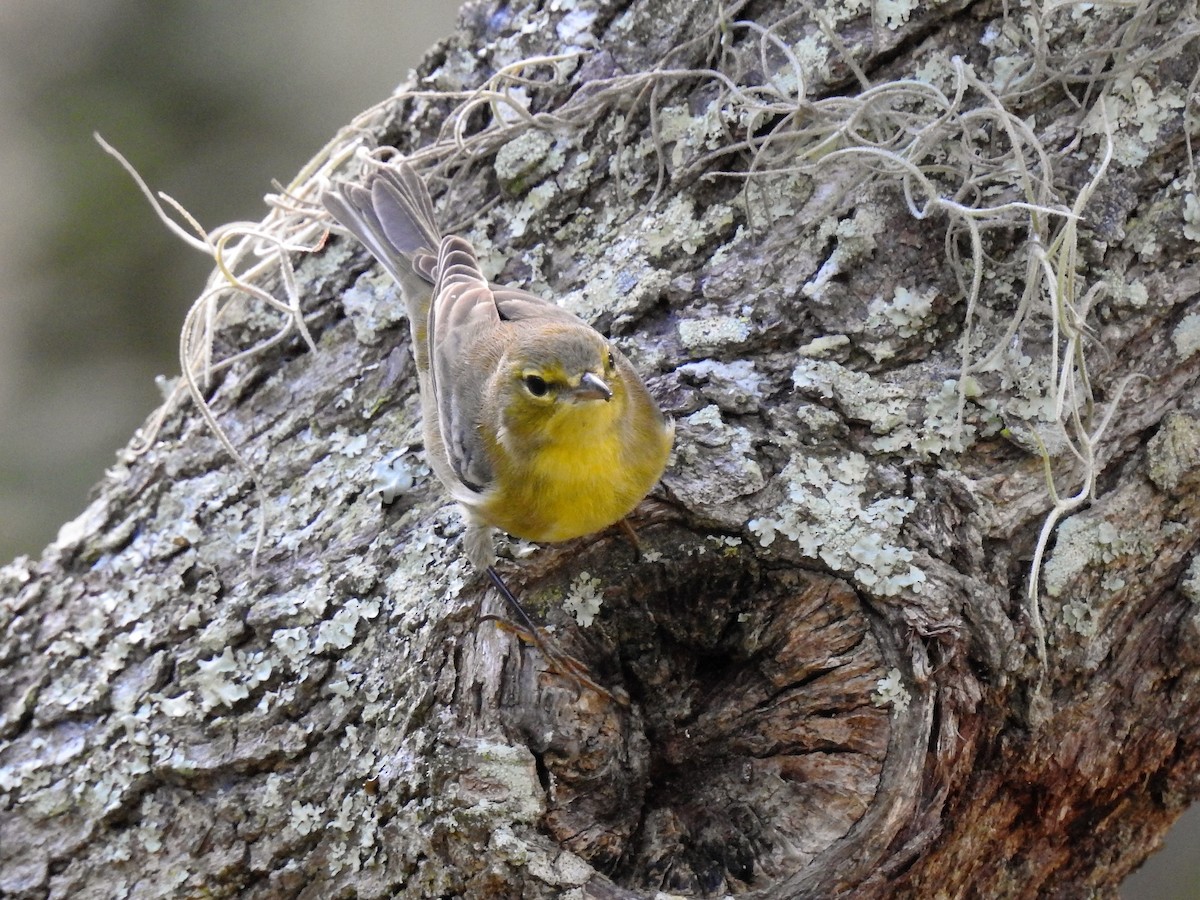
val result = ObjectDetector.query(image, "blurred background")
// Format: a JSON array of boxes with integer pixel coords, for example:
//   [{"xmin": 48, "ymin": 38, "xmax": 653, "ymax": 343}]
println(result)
[
  {"xmin": 0, "ymin": 3, "xmax": 1192, "ymax": 896},
  {"xmin": 0, "ymin": 0, "xmax": 459, "ymax": 561}
]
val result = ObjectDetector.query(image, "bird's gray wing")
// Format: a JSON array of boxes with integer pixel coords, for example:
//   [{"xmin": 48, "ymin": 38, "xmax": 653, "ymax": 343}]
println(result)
[
  {"xmin": 428, "ymin": 235, "xmax": 506, "ymax": 491},
  {"xmin": 491, "ymin": 287, "xmax": 591, "ymax": 327}
]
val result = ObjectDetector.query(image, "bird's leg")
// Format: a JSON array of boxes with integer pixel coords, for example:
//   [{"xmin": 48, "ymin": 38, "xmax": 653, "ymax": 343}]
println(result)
[
  {"xmin": 483, "ymin": 565, "xmax": 624, "ymax": 705},
  {"xmin": 616, "ymin": 518, "xmax": 643, "ymax": 561}
]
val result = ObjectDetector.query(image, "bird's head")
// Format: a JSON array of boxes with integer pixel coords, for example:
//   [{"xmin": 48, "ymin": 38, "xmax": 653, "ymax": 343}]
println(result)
[{"xmin": 499, "ymin": 324, "xmax": 626, "ymax": 445}]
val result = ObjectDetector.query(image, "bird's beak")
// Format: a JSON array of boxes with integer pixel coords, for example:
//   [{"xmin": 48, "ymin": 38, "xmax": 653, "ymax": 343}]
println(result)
[{"xmin": 570, "ymin": 371, "xmax": 613, "ymax": 402}]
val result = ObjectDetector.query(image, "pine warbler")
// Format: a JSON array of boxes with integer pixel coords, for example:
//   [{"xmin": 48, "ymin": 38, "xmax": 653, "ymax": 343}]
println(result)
[{"xmin": 322, "ymin": 160, "xmax": 674, "ymax": 573}]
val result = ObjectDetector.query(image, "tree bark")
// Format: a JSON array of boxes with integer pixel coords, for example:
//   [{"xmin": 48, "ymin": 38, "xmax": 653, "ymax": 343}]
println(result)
[{"xmin": 3, "ymin": 0, "xmax": 1200, "ymax": 897}]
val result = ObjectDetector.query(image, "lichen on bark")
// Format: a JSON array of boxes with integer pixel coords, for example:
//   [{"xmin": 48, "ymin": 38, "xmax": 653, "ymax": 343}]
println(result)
[{"xmin": 3, "ymin": 0, "xmax": 1200, "ymax": 898}]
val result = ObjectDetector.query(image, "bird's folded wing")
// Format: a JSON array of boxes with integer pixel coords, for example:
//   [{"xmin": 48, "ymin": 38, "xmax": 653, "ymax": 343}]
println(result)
[
  {"xmin": 429, "ymin": 235, "xmax": 504, "ymax": 492},
  {"xmin": 492, "ymin": 287, "xmax": 592, "ymax": 327}
]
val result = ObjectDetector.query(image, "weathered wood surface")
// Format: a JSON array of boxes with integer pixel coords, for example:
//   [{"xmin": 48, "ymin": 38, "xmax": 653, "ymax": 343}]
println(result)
[{"xmin": 3, "ymin": 0, "xmax": 1200, "ymax": 897}]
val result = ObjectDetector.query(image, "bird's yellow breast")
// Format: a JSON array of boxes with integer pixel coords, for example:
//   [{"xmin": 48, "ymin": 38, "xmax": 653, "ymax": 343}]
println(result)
[{"xmin": 480, "ymin": 400, "xmax": 669, "ymax": 544}]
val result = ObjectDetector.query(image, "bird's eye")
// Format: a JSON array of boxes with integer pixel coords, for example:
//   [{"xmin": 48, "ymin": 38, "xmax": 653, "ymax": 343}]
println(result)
[
  {"xmin": 606, "ymin": 350, "xmax": 616, "ymax": 370},
  {"xmin": 523, "ymin": 374, "xmax": 549, "ymax": 397}
]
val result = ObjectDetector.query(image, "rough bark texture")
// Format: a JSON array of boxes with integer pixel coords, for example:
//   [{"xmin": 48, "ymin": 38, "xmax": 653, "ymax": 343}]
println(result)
[{"xmin": 3, "ymin": 0, "xmax": 1200, "ymax": 898}]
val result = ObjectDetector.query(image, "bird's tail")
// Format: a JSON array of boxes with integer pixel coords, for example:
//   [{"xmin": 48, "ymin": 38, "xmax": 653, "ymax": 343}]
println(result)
[
  {"xmin": 322, "ymin": 160, "xmax": 442, "ymax": 298},
  {"xmin": 323, "ymin": 160, "xmax": 446, "ymax": 376}
]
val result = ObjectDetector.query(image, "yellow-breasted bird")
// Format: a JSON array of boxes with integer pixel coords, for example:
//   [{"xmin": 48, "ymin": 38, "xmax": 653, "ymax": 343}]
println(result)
[{"xmin": 322, "ymin": 158, "xmax": 673, "ymax": 614}]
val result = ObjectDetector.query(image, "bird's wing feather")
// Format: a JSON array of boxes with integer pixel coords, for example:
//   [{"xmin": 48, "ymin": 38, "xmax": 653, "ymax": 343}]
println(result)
[
  {"xmin": 430, "ymin": 235, "xmax": 505, "ymax": 491},
  {"xmin": 491, "ymin": 287, "xmax": 591, "ymax": 327}
]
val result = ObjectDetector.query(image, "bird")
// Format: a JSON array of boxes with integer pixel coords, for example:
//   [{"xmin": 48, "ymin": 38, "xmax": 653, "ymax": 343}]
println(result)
[{"xmin": 322, "ymin": 158, "xmax": 674, "ymax": 688}]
